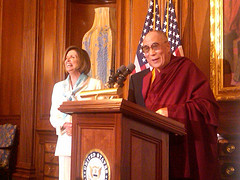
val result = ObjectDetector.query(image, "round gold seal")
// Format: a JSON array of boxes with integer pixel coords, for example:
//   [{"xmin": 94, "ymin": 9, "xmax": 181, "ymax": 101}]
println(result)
[{"xmin": 82, "ymin": 149, "xmax": 110, "ymax": 180}]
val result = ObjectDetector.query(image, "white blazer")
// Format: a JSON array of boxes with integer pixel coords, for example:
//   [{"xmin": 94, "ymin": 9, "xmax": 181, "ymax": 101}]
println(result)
[{"xmin": 50, "ymin": 77, "xmax": 103, "ymax": 156}]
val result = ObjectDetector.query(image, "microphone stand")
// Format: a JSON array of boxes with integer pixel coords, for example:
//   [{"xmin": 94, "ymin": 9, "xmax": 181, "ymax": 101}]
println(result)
[{"xmin": 107, "ymin": 69, "xmax": 115, "ymax": 88}]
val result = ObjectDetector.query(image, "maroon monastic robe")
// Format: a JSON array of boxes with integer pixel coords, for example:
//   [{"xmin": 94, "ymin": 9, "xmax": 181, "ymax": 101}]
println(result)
[{"xmin": 143, "ymin": 55, "xmax": 219, "ymax": 180}]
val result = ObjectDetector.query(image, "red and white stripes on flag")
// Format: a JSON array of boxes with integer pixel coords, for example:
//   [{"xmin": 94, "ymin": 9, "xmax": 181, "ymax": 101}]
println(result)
[
  {"xmin": 133, "ymin": 0, "xmax": 161, "ymax": 73},
  {"xmin": 162, "ymin": 0, "xmax": 184, "ymax": 56}
]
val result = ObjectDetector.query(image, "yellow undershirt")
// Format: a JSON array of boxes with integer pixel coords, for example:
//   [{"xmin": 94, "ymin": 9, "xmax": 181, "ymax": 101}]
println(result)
[{"xmin": 151, "ymin": 68, "xmax": 160, "ymax": 84}]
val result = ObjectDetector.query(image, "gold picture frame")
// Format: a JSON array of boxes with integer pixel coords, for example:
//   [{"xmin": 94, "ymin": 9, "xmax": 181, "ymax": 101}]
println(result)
[{"xmin": 210, "ymin": 0, "xmax": 240, "ymax": 100}]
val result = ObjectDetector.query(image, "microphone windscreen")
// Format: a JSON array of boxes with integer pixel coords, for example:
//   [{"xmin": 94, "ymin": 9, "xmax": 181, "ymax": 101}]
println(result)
[
  {"xmin": 126, "ymin": 63, "xmax": 135, "ymax": 73},
  {"xmin": 118, "ymin": 65, "xmax": 126, "ymax": 73},
  {"xmin": 122, "ymin": 63, "xmax": 135, "ymax": 77}
]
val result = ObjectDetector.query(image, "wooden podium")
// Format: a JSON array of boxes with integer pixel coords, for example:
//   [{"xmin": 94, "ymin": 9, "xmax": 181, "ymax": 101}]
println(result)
[{"xmin": 59, "ymin": 98, "xmax": 185, "ymax": 180}]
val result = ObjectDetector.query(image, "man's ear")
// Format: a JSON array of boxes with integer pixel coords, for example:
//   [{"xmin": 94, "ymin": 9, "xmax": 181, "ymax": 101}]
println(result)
[
  {"xmin": 166, "ymin": 42, "xmax": 170, "ymax": 49},
  {"xmin": 165, "ymin": 42, "xmax": 171, "ymax": 53}
]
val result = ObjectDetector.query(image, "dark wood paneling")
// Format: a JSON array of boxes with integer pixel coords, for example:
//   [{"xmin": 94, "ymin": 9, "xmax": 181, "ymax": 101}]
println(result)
[
  {"xmin": 218, "ymin": 101, "xmax": 240, "ymax": 135},
  {"xmin": 180, "ymin": 0, "xmax": 210, "ymax": 79},
  {"xmin": 37, "ymin": 0, "xmax": 58, "ymax": 128},
  {"xmin": 131, "ymin": 130, "xmax": 162, "ymax": 179},
  {"xmin": 38, "ymin": 0, "xmax": 58, "ymax": 120},
  {"xmin": 0, "ymin": 0, "xmax": 23, "ymax": 115},
  {"xmin": 13, "ymin": 0, "xmax": 38, "ymax": 178},
  {"xmin": 36, "ymin": 0, "xmax": 66, "ymax": 130},
  {"xmin": 130, "ymin": 0, "xmax": 149, "ymax": 64}
]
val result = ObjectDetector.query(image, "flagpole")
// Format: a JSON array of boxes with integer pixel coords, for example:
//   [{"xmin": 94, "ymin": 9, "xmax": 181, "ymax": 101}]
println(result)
[
  {"xmin": 166, "ymin": 0, "xmax": 169, "ymax": 38},
  {"xmin": 153, "ymin": 0, "xmax": 156, "ymax": 30}
]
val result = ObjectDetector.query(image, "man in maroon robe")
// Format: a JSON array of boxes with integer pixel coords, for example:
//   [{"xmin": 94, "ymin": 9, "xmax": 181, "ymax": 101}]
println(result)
[{"xmin": 128, "ymin": 30, "xmax": 219, "ymax": 180}]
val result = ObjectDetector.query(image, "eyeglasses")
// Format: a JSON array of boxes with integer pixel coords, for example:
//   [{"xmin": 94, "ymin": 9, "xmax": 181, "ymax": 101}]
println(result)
[{"xmin": 142, "ymin": 42, "xmax": 167, "ymax": 54}]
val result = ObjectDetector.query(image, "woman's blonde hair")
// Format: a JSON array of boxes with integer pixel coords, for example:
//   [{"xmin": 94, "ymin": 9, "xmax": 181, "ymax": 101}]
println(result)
[{"xmin": 63, "ymin": 46, "xmax": 91, "ymax": 74}]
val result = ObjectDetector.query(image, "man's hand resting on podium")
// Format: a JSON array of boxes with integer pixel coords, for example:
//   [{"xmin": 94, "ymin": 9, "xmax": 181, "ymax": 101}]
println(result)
[{"xmin": 156, "ymin": 107, "xmax": 168, "ymax": 117}]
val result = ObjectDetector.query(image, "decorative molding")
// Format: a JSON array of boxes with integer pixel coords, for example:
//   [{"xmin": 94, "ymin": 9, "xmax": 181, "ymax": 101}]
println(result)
[
  {"xmin": 0, "ymin": 115, "xmax": 20, "ymax": 126},
  {"xmin": 0, "ymin": 115, "xmax": 20, "ymax": 120},
  {"xmin": 71, "ymin": 0, "xmax": 116, "ymax": 4}
]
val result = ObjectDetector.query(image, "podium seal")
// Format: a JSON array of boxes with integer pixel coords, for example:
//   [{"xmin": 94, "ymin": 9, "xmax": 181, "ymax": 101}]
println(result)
[{"xmin": 82, "ymin": 149, "xmax": 110, "ymax": 180}]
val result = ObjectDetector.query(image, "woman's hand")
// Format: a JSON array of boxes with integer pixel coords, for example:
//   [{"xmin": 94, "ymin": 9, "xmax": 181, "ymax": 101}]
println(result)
[{"xmin": 62, "ymin": 122, "xmax": 72, "ymax": 136}]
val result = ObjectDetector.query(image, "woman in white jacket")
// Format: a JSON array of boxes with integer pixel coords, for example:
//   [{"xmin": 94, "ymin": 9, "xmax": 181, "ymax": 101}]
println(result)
[{"xmin": 50, "ymin": 46, "xmax": 103, "ymax": 180}]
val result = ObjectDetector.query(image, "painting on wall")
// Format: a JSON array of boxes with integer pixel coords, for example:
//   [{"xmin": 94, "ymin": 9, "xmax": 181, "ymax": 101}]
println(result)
[{"xmin": 210, "ymin": 0, "xmax": 240, "ymax": 100}]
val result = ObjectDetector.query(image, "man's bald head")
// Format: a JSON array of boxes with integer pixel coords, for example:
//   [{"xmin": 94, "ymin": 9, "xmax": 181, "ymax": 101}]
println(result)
[{"xmin": 145, "ymin": 30, "xmax": 168, "ymax": 43}]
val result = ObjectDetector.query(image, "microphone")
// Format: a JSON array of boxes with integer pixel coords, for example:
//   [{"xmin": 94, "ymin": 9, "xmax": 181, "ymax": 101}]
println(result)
[
  {"xmin": 105, "ymin": 65, "xmax": 126, "ymax": 88},
  {"xmin": 116, "ymin": 63, "xmax": 135, "ymax": 87}
]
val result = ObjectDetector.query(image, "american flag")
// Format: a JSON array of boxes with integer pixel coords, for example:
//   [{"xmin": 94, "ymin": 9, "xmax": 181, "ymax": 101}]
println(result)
[
  {"xmin": 133, "ymin": 0, "xmax": 161, "ymax": 73},
  {"xmin": 162, "ymin": 0, "xmax": 184, "ymax": 56}
]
